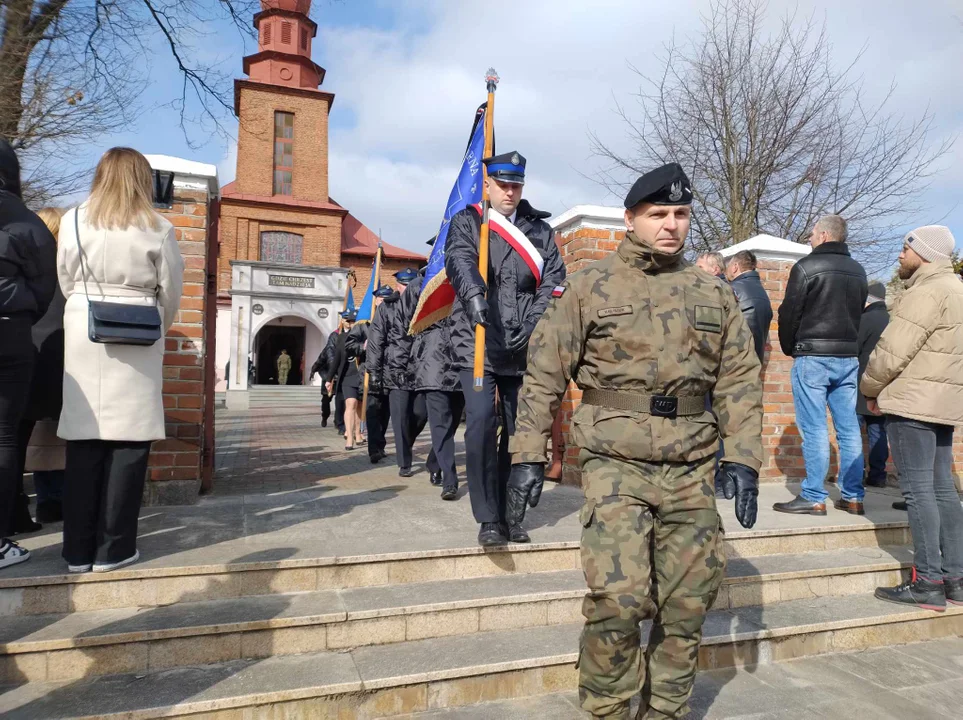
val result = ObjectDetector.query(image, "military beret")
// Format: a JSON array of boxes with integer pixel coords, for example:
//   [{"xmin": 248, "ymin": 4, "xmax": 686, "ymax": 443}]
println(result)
[
  {"xmin": 394, "ymin": 268, "xmax": 418, "ymax": 284},
  {"xmin": 340, "ymin": 310, "xmax": 357, "ymax": 321},
  {"xmin": 624, "ymin": 163, "xmax": 693, "ymax": 209},
  {"xmin": 483, "ymin": 151, "xmax": 526, "ymax": 185},
  {"xmin": 373, "ymin": 286, "xmax": 394, "ymax": 298}
]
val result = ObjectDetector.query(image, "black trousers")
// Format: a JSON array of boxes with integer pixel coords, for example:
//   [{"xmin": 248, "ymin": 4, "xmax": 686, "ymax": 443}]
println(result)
[
  {"xmin": 366, "ymin": 391, "xmax": 391, "ymax": 457},
  {"xmin": 0, "ymin": 318, "xmax": 34, "ymax": 539},
  {"xmin": 459, "ymin": 370, "xmax": 523, "ymax": 524},
  {"xmin": 334, "ymin": 388, "xmax": 346, "ymax": 433},
  {"xmin": 389, "ymin": 389, "xmax": 435, "ymax": 471},
  {"xmin": 425, "ymin": 390, "xmax": 465, "ymax": 489},
  {"xmin": 62, "ymin": 440, "xmax": 151, "ymax": 565}
]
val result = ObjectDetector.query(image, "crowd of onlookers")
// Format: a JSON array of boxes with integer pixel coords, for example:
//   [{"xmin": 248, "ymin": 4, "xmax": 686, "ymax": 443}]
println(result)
[
  {"xmin": 1, "ymin": 141, "xmax": 184, "ymax": 573},
  {"xmin": 3, "ymin": 134, "xmax": 961, "ymax": 610},
  {"xmin": 699, "ymin": 215, "xmax": 963, "ymax": 610}
]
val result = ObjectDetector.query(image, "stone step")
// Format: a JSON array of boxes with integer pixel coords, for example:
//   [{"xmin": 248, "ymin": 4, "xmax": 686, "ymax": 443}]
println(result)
[
  {"xmin": 0, "ymin": 546, "xmax": 916, "ymax": 683},
  {"xmin": 395, "ymin": 637, "xmax": 963, "ymax": 719},
  {"xmin": 0, "ymin": 522, "xmax": 912, "ymax": 617},
  {"xmin": 2, "ymin": 595, "xmax": 960, "ymax": 719}
]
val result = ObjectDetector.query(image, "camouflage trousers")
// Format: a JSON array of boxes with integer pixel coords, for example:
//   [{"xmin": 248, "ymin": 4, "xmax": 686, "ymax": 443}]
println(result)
[{"xmin": 577, "ymin": 451, "xmax": 726, "ymax": 719}]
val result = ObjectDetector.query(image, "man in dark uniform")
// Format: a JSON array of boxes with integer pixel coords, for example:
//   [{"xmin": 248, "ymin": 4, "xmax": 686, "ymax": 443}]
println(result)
[
  {"xmin": 445, "ymin": 151, "xmax": 566, "ymax": 546},
  {"xmin": 362, "ymin": 285, "xmax": 396, "ymax": 464},
  {"xmin": 399, "ymin": 265, "xmax": 465, "ymax": 499},
  {"xmin": 506, "ymin": 164, "xmax": 763, "ymax": 720},
  {"xmin": 369, "ymin": 269, "xmax": 428, "ymax": 477}
]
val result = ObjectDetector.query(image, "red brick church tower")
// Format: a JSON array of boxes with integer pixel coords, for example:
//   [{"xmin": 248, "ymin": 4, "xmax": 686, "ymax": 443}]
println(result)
[{"xmin": 216, "ymin": 0, "xmax": 423, "ymax": 392}]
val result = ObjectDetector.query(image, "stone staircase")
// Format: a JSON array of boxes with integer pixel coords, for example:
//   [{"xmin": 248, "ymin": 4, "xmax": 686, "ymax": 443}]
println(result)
[
  {"xmin": 247, "ymin": 385, "xmax": 323, "ymax": 408},
  {"xmin": 1, "ymin": 503, "xmax": 961, "ymax": 719}
]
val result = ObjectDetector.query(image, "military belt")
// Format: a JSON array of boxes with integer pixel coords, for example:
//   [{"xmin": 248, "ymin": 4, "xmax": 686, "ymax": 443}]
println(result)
[{"xmin": 581, "ymin": 389, "xmax": 704, "ymax": 419}]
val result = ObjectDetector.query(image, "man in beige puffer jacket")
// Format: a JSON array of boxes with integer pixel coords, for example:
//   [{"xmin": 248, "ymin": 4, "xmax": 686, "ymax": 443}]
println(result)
[{"xmin": 861, "ymin": 225, "xmax": 963, "ymax": 612}]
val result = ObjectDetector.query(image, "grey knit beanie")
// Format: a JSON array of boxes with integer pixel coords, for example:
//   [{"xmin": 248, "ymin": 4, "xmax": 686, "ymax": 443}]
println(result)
[{"xmin": 905, "ymin": 225, "xmax": 955, "ymax": 262}]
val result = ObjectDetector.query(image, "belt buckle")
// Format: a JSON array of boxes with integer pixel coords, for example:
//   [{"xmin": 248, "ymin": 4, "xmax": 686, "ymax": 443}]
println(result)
[{"xmin": 650, "ymin": 395, "xmax": 678, "ymax": 419}]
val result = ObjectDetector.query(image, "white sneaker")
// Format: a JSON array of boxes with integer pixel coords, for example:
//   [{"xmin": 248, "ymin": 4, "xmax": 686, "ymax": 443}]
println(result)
[
  {"xmin": 68, "ymin": 563, "xmax": 93, "ymax": 573},
  {"xmin": 92, "ymin": 550, "xmax": 140, "ymax": 573},
  {"xmin": 0, "ymin": 539, "xmax": 30, "ymax": 569}
]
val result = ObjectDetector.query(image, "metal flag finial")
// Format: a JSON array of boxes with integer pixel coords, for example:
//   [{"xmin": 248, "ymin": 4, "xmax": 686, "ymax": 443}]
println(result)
[{"xmin": 485, "ymin": 67, "xmax": 499, "ymax": 93}]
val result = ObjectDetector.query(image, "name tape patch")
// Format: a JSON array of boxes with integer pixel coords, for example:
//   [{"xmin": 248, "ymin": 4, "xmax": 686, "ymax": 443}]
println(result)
[
  {"xmin": 597, "ymin": 305, "xmax": 633, "ymax": 319},
  {"xmin": 693, "ymin": 305, "xmax": 723, "ymax": 333}
]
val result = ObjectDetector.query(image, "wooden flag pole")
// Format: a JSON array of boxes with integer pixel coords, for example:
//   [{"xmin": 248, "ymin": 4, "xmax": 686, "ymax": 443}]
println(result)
[
  {"xmin": 360, "ymin": 240, "xmax": 383, "ymax": 422},
  {"xmin": 473, "ymin": 68, "xmax": 499, "ymax": 392}
]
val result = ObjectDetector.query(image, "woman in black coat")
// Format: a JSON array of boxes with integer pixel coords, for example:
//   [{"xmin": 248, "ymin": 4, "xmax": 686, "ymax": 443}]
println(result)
[{"xmin": 0, "ymin": 140, "xmax": 57, "ymax": 569}]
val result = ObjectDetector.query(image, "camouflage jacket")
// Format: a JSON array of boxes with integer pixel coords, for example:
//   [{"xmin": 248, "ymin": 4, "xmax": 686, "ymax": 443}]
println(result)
[{"xmin": 509, "ymin": 231, "xmax": 764, "ymax": 470}]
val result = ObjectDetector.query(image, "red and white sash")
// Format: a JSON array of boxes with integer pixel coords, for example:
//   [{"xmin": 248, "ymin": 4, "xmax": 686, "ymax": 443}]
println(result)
[{"xmin": 472, "ymin": 204, "xmax": 544, "ymax": 286}]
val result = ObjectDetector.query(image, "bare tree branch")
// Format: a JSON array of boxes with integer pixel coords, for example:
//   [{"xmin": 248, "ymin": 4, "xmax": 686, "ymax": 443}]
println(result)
[{"xmin": 590, "ymin": 0, "xmax": 954, "ymax": 274}]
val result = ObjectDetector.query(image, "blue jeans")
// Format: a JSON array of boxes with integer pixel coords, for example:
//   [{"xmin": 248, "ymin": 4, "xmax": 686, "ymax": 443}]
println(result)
[
  {"xmin": 861, "ymin": 415, "xmax": 889, "ymax": 486},
  {"xmin": 791, "ymin": 356, "xmax": 865, "ymax": 503},
  {"xmin": 886, "ymin": 416, "xmax": 963, "ymax": 581}
]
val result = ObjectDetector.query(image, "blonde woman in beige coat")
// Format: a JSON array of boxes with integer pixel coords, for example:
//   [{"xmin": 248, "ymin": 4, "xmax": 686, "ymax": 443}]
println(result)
[{"xmin": 58, "ymin": 148, "xmax": 184, "ymax": 573}]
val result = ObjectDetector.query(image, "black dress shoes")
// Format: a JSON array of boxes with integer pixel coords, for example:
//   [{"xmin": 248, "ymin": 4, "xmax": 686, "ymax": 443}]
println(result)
[
  {"xmin": 429, "ymin": 471, "xmax": 443, "ymax": 487},
  {"xmin": 478, "ymin": 522, "xmax": 507, "ymax": 547},
  {"xmin": 441, "ymin": 485, "xmax": 458, "ymax": 501},
  {"xmin": 893, "ymin": 500, "xmax": 908, "ymax": 511},
  {"xmin": 507, "ymin": 524, "xmax": 530, "ymax": 543},
  {"xmin": 772, "ymin": 495, "xmax": 827, "ymax": 516},
  {"xmin": 369, "ymin": 450, "xmax": 387, "ymax": 464}
]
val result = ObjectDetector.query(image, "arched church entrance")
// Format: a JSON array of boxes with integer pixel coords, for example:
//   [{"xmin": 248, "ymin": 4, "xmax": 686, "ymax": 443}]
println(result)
[{"xmin": 252, "ymin": 315, "xmax": 324, "ymax": 386}]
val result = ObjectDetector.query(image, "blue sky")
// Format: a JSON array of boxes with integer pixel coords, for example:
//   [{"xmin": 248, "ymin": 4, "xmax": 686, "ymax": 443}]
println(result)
[{"xmin": 59, "ymin": 0, "xmax": 963, "ymax": 276}]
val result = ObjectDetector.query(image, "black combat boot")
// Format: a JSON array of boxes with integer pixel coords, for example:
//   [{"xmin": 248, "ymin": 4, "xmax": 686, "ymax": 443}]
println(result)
[
  {"xmin": 945, "ymin": 576, "xmax": 963, "ymax": 606},
  {"xmin": 506, "ymin": 524, "xmax": 530, "ymax": 543},
  {"xmin": 440, "ymin": 484, "xmax": 457, "ymax": 501},
  {"xmin": 875, "ymin": 568, "xmax": 946, "ymax": 612}
]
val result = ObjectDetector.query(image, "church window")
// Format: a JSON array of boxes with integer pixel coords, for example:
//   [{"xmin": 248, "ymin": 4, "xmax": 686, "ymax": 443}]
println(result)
[
  {"xmin": 281, "ymin": 21, "xmax": 292, "ymax": 44},
  {"xmin": 263, "ymin": 22, "xmax": 272, "ymax": 45},
  {"xmin": 260, "ymin": 232, "xmax": 303, "ymax": 264},
  {"xmin": 273, "ymin": 111, "xmax": 294, "ymax": 196},
  {"xmin": 300, "ymin": 28, "xmax": 308, "ymax": 50}
]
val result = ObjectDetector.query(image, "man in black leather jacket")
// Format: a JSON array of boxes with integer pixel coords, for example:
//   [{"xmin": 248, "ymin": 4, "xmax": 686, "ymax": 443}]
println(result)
[
  {"xmin": 445, "ymin": 151, "xmax": 565, "ymax": 546},
  {"xmin": 726, "ymin": 250, "xmax": 773, "ymax": 363},
  {"xmin": 774, "ymin": 215, "xmax": 868, "ymax": 517}
]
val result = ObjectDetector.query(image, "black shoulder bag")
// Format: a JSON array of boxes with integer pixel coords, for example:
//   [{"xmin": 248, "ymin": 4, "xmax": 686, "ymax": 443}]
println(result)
[{"xmin": 74, "ymin": 208, "xmax": 163, "ymax": 346}]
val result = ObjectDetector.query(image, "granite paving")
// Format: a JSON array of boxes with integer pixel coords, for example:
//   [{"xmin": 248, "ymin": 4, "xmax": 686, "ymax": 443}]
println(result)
[{"xmin": 6, "ymin": 407, "xmax": 917, "ymax": 584}]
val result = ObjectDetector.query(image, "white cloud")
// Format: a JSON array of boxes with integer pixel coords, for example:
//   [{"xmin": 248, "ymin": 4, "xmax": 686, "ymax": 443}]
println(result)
[{"xmin": 318, "ymin": 0, "xmax": 963, "ymax": 257}]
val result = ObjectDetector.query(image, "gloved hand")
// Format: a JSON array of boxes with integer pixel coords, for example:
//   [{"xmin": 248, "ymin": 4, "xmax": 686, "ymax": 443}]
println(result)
[
  {"xmin": 467, "ymin": 295, "xmax": 489, "ymax": 329},
  {"xmin": 716, "ymin": 465, "xmax": 735, "ymax": 500},
  {"xmin": 720, "ymin": 462, "xmax": 759, "ymax": 529},
  {"xmin": 506, "ymin": 462, "xmax": 546, "ymax": 526},
  {"xmin": 505, "ymin": 318, "xmax": 537, "ymax": 354}
]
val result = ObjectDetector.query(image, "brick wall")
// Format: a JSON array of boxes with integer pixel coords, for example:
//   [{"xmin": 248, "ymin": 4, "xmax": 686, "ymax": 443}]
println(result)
[
  {"xmin": 234, "ymin": 83, "xmax": 332, "ymax": 204},
  {"xmin": 217, "ymin": 202, "xmax": 343, "ymax": 294},
  {"xmin": 552, "ymin": 219, "xmax": 963, "ymax": 487},
  {"xmin": 151, "ymin": 186, "xmax": 212, "ymax": 505}
]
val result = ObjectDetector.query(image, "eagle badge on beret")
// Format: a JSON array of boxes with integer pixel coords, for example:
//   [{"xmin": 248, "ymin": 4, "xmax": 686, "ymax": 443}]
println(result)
[{"xmin": 669, "ymin": 180, "xmax": 683, "ymax": 203}]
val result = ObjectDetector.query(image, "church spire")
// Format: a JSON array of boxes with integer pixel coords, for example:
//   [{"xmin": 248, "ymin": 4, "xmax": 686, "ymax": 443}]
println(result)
[{"xmin": 243, "ymin": 0, "xmax": 325, "ymax": 89}]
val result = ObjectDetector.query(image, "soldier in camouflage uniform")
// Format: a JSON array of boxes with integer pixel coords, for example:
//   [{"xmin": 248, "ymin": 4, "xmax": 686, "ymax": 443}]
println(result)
[{"xmin": 506, "ymin": 163, "xmax": 763, "ymax": 720}]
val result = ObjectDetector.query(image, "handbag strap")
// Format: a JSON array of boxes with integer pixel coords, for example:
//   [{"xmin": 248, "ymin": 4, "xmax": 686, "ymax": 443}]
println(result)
[{"xmin": 73, "ymin": 207, "xmax": 92, "ymax": 302}]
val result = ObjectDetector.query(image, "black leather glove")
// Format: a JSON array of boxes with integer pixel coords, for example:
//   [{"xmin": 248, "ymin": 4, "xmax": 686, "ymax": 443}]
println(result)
[
  {"xmin": 721, "ymin": 462, "xmax": 759, "ymax": 529},
  {"xmin": 505, "ymin": 317, "xmax": 537, "ymax": 354},
  {"xmin": 716, "ymin": 465, "xmax": 735, "ymax": 500},
  {"xmin": 467, "ymin": 294, "xmax": 489, "ymax": 328},
  {"xmin": 506, "ymin": 463, "xmax": 545, "ymax": 526}
]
